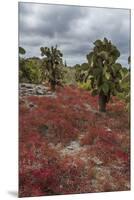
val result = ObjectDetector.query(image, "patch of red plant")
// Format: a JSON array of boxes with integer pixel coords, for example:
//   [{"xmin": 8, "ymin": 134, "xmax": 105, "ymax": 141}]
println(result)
[{"xmin": 19, "ymin": 85, "xmax": 130, "ymax": 197}]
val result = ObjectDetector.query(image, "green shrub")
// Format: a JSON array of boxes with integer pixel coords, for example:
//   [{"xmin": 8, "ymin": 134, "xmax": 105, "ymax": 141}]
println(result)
[
  {"xmin": 63, "ymin": 67, "xmax": 77, "ymax": 85},
  {"xmin": 19, "ymin": 58, "xmax": 43, "ymax": 84},
  {"xmin": 78, "ymin": 81, "xmax": 91, "ymax": 91}
]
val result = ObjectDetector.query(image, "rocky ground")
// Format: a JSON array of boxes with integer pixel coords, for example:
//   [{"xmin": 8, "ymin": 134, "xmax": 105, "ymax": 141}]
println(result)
[{"xmin": 19, "ymin": 83, "xmax": 57, "ymax": 98}]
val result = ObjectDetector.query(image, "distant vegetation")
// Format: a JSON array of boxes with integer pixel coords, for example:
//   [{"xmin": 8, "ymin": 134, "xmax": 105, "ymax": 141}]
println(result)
[{"xmin": 19, "ymin": 37, "xmax": 130, "ymax": 112}]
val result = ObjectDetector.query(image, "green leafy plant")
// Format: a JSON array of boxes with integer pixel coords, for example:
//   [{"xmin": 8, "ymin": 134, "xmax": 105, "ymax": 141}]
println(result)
[
  {"xmin": 78, "ymin": 81, "xmax": 91, "ymax": 91},
  {"xmin": 40, "ymin": 45, "xmax": 64, "ymax": 91},
  {"xmin": 19, "ymin": 46, "xmax": 27, "ymax": 82},
  {"xmin": 19, "ymin": 53, "xmax": 43, "ymax": 84},
  {"xmin": 86, "ymin": 38, "xmax": 123, "ymax": 112},
  {"xmin": 75, "ymin": 63, "xmax": 89, "ymax": 83},
  {"xmin": 19, "ymin": 47, "xmax": 26, "ymax": 65},
  {"xmin": 19, "ymin": 46, "xmax": 26, "ymax": 55}
]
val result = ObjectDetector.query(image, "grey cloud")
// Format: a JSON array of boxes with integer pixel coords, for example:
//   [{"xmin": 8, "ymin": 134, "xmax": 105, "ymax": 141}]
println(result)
[
  {"xmin": 19, "ymin": 3, "xmax": 130, "ymax": 66},
  {"xmin": 19, "ymin": 4, "xmax": 87, "ymax": 38}
]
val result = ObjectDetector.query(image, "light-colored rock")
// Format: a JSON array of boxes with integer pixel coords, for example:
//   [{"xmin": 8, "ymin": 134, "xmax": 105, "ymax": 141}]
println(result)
[
  {"xmin": 36, "ymin": 88, "xmax": 44, "ymax": 95},
  {"xmin": 106, "ymin": 128, "xmax": 112, "ymax": 132},
  {"xmin": 84, "ymin": 103, "xmax": 98, "ymax": 114},
  {"xmin": 19, "ymin": 83, "xmax": 57, "ymax": 98}
]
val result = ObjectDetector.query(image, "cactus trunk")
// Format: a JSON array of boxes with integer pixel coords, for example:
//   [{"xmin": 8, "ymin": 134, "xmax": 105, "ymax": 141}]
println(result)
[
  {"xmin": 50, "ymin": 80, "xmax": 56, "ymax": 92},
  {"xmin": 98, "ymin": 92, "xmax": 107, "ymax": 112}
]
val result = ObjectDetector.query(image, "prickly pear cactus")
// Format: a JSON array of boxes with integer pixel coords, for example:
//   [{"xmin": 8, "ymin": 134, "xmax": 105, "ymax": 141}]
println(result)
[
  {"xmin": 40, "ymin": 45, "xmax": 64, "ymax": 91},
  {"xmin": 86, "ymin": 38, "xmax": 123, "ymax": 112}
]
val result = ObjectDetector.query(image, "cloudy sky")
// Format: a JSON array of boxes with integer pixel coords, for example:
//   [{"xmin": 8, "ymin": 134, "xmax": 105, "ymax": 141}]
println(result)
[{"xmin": 19, "ymin": 2, "xmax": 130, "ymax": 67}]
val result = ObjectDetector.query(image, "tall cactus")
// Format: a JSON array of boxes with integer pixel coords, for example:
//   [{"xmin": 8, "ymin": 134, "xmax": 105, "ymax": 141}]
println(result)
[
  {"xmin": 40, "ymin": 45, "xmax": 64, "ymax": 91},
  {"xmin": 86, "ymin": 38, "xmax": 123, "ymax": 112}
]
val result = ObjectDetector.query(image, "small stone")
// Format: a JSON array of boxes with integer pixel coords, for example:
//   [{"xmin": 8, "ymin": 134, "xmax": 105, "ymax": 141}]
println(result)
[
  {"xmin": 28, "ymin": 89, "xmax": 34, "ymax": 91},
  {"xmin": 47, "ymin": 91, "xmax": 53, "ymax": 95},
  {"xmin": 67, "ymin": 146, "xmax": 74, "ymax": 150},
  {"xmin": 36, "ymin": 86, "xmax": 42, "ymax": 90},
  {"xmin": 20, "ymin": 83, "xmax": 27, "ymax": 87},
  {"xmin": 106, "ymin": 128, "xmax": 112, "ymax": 132},
  {"xmin": 36, "ymin": 89, "xmax": 44, "ymax": 95},
  {"xmin": 43, "ymin": 86, "xmax": 49, "ymax": 90},
  {"xmin": 25, "ymin": 85, "xmax": 33, "ymax": 89}
]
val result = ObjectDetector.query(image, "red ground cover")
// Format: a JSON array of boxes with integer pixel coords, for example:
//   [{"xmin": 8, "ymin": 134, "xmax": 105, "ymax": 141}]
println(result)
[{"xmin": 19, "ymin": 85, "xmax": 130, "ymax": 197}]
